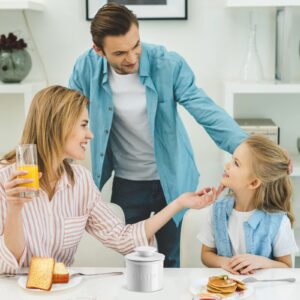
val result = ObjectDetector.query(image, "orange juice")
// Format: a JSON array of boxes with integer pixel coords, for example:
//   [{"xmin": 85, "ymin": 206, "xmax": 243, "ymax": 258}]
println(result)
[{"xmin": 16, "ymin": 164, "xmax": 39, "ymax": 190}]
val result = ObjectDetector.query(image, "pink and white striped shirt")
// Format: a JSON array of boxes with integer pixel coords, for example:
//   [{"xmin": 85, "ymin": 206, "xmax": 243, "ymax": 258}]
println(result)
[{"xmin": 0, "ymin": 164, "xmax": 149, "ymax": 273}]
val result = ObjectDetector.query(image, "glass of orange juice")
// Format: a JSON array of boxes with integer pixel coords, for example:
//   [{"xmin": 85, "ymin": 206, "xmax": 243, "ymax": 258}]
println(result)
[{"xmin": 16, "ymin": 144, "xmax": 39, "ymax": 197}]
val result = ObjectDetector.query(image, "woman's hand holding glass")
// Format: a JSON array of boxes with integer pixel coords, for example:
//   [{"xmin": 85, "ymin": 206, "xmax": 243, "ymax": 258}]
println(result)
[
  {"xmin": 4, "ymin": 169, "xmax": 37, "ymax": 209},
  {"xmin": 15, "ymin": 144, "xmax": 39, "ymax": 197}
]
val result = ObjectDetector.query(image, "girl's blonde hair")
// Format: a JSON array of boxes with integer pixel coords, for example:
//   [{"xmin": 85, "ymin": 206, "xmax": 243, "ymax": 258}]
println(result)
[
  {"xmin": 245, "ymin": 134, "xmax": 294, "ymax": 226},
  {"xmin": 0, "ymin": 85, "xmax": 89, "ymax": 197}
]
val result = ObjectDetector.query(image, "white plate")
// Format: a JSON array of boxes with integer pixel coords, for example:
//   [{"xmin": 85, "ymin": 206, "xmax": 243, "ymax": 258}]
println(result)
[
  {"xmin": 189, "ymin": 277, "xmax": 254, "ymax": 300},
  {"xmin": 18, "ymin": 275, "xmax": 82, "ymax": 292}
]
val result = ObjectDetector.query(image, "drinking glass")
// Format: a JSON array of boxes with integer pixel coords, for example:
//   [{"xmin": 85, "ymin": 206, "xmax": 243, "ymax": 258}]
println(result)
[{"xmin": 16, "ymin": 144, "xmax": 39, "ymax": 197}]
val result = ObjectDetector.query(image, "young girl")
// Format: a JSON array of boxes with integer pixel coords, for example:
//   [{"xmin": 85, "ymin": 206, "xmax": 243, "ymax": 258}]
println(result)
[
  {"xmin": 0, "ymin": 85, "xmax": 218, "ymax": 274},
  {"xmin": 198, "ymin": 134, "xmax": 298, "ymax": 275}
]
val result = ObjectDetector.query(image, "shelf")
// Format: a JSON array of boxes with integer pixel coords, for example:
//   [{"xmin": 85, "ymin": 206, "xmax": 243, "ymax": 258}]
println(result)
[
  {"xmin": 223, "ymin": 81, "xmax": 300, "ymax": 116},
  {"xmin": 225, "ymin": 81, "xmax": 300, "ymax": 94},
  {"xmin": 0, "ymin": 81, "xmax": 47, "ymax": 116},
  {"xmin": 226, "ymin": 0, "xmax": 300, "ymax": 7},
  {"xmin": 0, "ymin": 81, "xmax": 46, "ymax": 94},
  {"xmin": 0, "ymin": 0, "xmax": 44, "ymax": 11}
]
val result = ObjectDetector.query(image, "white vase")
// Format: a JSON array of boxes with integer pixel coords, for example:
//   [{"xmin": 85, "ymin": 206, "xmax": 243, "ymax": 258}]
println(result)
[{"xmin": 241, "ymin": 21, "xmax": 264, "ymax": 82}]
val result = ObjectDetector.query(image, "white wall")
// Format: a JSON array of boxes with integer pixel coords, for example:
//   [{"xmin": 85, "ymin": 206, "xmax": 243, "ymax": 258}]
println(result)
[{"xmin": 0, "ymin": 0, "xmax": 277, "ymax": 197}]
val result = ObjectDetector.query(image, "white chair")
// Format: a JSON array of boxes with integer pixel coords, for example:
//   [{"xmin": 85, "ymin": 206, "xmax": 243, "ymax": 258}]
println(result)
[
  {"xmin": 73, "ymin": 202, "xmax": 126, "ymax": 267},
  {"xmin": 180, "ymin": 207, "xmax": 210, "ymax": 268}
]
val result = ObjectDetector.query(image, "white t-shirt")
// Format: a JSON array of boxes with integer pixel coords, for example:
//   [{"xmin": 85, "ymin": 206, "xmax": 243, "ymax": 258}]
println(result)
[
  {"xmin": 108, "ymin": 66, "xmax": 159, "ymax": 180},
  {"xmin": 197, "ymin": 205, "xmax": 299, "ymax": 257}
]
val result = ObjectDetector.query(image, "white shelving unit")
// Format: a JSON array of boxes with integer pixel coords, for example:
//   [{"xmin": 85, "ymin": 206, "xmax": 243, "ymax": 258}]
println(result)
[
  {"xmin": 223, "ymin": 81, "xmax": 300, "ymax": 178},
  {"xmin": 224, "ymin": 81, "xmax": 300, "ymax": 115},
  {"xmin": 226, "ymin": 0, "xmax": 300, "ymax": 7},
  {"xmin": 0, "ymin": 81, "xmax": 46, "ymax": 117},
  {"xmin": 0, "ymin": 0, "xmax": 46, "ymax": 116},
  {"xmin": 0, "ymin": 0, "xmax": 44, "ymax": 11}
]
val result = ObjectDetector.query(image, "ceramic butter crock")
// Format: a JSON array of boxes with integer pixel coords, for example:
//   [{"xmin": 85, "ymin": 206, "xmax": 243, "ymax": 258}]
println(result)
[{"xmin": 125, "ymin": 247, "xmax": 165, "ymax": 292}]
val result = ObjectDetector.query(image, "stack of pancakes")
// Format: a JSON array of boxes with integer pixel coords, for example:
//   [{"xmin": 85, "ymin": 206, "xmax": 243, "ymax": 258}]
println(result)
[{"xmin": 207, "ymin": 275, "xmax": 246, "ymax": 297}]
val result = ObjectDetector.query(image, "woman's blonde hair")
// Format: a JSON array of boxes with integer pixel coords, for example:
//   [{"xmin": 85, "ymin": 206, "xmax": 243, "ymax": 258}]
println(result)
[
  {"xmin": 0, "ymin": 85, "xmax": 89, "ymax": 196},
  {"xmin": 245, "ymin": 134, "xmax": 294, "ymax": 226}
]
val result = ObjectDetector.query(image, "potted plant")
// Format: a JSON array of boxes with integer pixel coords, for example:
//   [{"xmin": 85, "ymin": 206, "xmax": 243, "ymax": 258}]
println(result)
[{"xmin": 0, "ymin": 32, "xmax": 32, "ymax": 83}]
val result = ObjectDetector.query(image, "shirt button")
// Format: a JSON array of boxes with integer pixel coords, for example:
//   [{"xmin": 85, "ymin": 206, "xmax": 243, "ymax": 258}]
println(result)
[
  {"xmin": 100, "ymin": 153, "xmax": 104, "ymax": 157},
  {"xmin": 108, "ymin": 107, "xmax": 113, "ymax": 111},
  {"xmin": 104, "ymin": 129, "xmax": 109, "ymax": 134},
  {"xmin": 97, "ymin": 174, "xmax": 101, "ymax": 178}
]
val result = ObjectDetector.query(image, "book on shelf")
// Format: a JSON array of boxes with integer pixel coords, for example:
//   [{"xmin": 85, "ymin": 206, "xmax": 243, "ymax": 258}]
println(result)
[{"xmin": 235, "ymin": 118, "xmax": 280, "ymax": 145}]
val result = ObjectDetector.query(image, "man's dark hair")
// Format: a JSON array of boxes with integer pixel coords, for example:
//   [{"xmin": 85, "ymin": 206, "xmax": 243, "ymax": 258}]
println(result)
[{"xmin": 91, "ymin": 3, "xmax": 139, "ymax": 51}]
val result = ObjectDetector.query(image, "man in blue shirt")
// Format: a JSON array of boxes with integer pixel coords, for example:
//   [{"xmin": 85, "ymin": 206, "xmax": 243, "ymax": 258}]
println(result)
[{"xmin": 69, "ymin": 3, "xmax": 247, "ymax": 267}]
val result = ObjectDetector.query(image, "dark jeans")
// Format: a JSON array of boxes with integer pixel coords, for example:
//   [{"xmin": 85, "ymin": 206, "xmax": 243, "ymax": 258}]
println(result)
[{"xmin": 111, "ymin": 177, "xmax": 181, "ymax": 267}]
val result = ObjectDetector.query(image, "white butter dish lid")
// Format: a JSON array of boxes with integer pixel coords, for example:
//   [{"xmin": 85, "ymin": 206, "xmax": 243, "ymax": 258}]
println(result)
[{"xmin": 125, "ymin": 247, "xmax": 165, "ymax": 262}]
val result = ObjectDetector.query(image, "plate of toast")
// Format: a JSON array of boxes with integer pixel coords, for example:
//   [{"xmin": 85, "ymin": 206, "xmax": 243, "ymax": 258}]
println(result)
[
  {"xmin": 190, "ymin": 275, "xmax": 253, "ymax": 299},
  {"xmin": 18, "ymin": 257, "xmax": 81, "ymax": 292}
]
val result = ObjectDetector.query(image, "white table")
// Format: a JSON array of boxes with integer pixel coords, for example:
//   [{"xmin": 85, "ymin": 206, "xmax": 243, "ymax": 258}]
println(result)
[{"xmin": 1, "ymin": 267, "xmax": 300, "ymax": 300}]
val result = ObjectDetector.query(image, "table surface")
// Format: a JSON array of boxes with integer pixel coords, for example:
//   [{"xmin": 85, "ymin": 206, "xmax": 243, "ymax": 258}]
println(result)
[{"xmin": 1, "ymin": 267, "xmax": 300, "ymax": 300}]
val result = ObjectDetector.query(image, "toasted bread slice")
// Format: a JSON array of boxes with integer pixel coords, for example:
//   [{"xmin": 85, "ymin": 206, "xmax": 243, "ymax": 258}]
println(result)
[
  {"xmin": 52, "ymin": 262, "xmax": 69, "ymax": 284},
  {"xmin": 26, "ymin": 257, "xmax": 55, "ymax": 291}
]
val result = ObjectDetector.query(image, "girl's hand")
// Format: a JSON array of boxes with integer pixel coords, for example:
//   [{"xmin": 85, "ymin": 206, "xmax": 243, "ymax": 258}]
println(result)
[
  {"xmin": 220, "ymin": 257, "xmax": 241, "ymax": 275},
  {"xmin": 4, "ymin": 170, "xmax": 36, "ymax": 210},
  {"xmin": 228, "ymin": 254, "xmax": 269, "ymax": 274},
  {"xmin": 175, "ymin": 187, "xmax": 217, "ymax": 210}
]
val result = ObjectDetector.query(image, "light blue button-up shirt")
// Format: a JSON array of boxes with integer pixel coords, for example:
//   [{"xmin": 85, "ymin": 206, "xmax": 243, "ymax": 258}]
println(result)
[
  {"xmin": 69, "ymin": 43, "xmax": 247, "ymax": 225},
  {"xmin": 213, "ymin": 196, "xmax": 284, "ymax": 258}
]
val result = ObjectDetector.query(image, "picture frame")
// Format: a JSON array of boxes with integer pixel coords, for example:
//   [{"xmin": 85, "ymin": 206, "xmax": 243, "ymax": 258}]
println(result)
[{"xmin": 86, "ymin": 0, "xmax": 187, "ymax": 21}]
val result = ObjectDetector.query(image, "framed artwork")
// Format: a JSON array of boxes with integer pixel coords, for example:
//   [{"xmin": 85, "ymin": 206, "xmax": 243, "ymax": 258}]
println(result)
[{"xmin": 86, "ymin": 0, "xmax": 187, "ymax": 20}]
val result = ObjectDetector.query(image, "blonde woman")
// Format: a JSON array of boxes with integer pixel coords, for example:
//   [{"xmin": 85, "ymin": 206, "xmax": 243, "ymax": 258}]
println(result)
[
  {"xmin": 0, "ymin": 86, "xmax": 218, "ymax": 273},
  {"xmin": 198, "ymin": 134, "xmax": 298, "ymax": 274}
]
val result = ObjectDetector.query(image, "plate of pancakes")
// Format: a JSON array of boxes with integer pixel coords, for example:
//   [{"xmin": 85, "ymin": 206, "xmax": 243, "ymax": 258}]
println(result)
[{"xmin": 190, "ymin": 275, "xmax": 253, "ymax": 299}]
